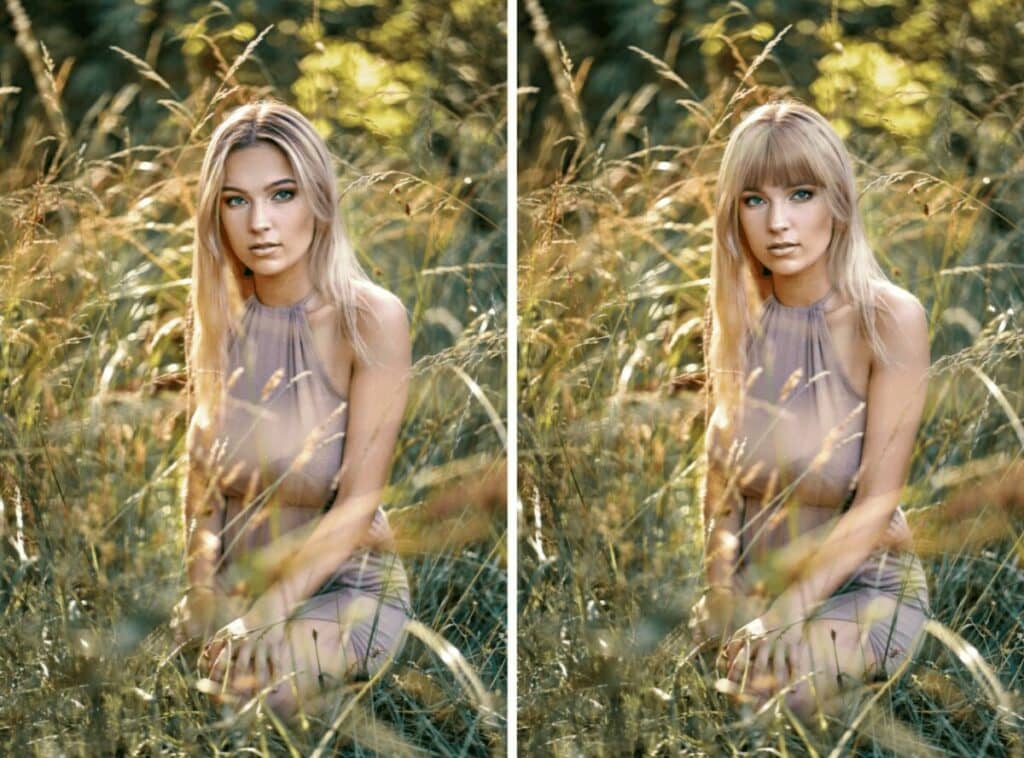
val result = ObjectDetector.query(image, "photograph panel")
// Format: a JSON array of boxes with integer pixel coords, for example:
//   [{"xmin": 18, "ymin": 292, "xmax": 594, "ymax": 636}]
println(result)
[
  {"xmin": 517, "ymin": 0, "xmax": 1024, "ymax": 753},
  {"xmin": 0, "ymin": 0, "xmax": 507, "ymax": 753}
]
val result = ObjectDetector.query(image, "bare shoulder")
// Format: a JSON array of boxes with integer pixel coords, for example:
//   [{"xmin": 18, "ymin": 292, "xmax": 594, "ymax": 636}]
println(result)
[
  {"xmin": 872, "ymin": 282, "xmax": 929, "ymax": 364},
  {"xmin": 354, "ymin": 281, "xmax": 410, "ymax": 365},
  {"xmin": 874, "ymin": 281, "xmax": 925, "ymax": 318}
]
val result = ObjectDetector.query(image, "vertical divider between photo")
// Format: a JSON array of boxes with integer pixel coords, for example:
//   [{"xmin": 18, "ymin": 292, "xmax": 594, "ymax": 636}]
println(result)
[{"xmin": 505, "ymin": 0, "xmax": 519, "ymax": 753}]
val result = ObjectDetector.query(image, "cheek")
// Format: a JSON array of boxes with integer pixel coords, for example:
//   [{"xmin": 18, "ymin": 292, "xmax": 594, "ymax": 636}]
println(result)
[
  {"xmin": 810, "ymin": 204, "xmax": 833, "ymax": 238},
  {"xmin": 288, "ymin": 205, "xmax": 316, "ymax": 241},
  {"xmin": 220, "ymin": 214, "xmax": 246, "ymax": 250},
  {"xmin": 737, "ymin": 211, "xmax": 761, "ymax": 244}
]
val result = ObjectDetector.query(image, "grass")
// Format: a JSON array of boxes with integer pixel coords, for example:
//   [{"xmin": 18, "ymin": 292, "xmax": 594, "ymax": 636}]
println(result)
[
  {"xmin": 0, "ymin": 2, "xmax": 506, "ymax": 754},
  {"xmin": 517, "ymin": 7, "xmax": 1024, "ymax": 755}
]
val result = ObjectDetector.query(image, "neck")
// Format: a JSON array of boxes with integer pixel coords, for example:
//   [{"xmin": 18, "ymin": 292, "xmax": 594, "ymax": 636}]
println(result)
[
  {"xmin": 770, "ymin": 270, "xmax": 832, "ymax": 307},
  {"xmin": 252, "ymin": 266, "xmax": 314, "ymax": 307}
]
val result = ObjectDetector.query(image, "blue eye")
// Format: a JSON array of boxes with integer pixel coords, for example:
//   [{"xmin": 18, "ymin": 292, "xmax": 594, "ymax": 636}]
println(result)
[
  {"xmin": 273, "ymin": 188, "xmax": 295, "ymax": 202},
  {"xmin": 223, "ymin": 195, "xmax": 246, "ymax": 208},
  {"xmin": 742, "ymin": 195, "xmax": 765, "ymax": 208},
  {"xmin": 792, "ymin": 188, "xmax": 814, "ymax": 201}
]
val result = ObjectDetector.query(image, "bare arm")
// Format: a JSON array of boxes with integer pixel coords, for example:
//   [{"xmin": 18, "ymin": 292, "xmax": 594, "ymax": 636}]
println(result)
[
  {"xmin": 694, "ymin": 300, "xmax": 749, "ymax": 637},
  {"xmin": 700, "ymin": 302, "xmax": 740, "ymax": 589},
  {"xmin": 703, "ymin": 442, "xmax": 742, "ymax": 590},
  {"xmin": 174, "ymin": 421, "xmax": 228, "ymax": 640},
  {"xmin": 184, "ymin": 461, "xmax": 223, "ymax": 590},
  {"xmin": 768, "ymin": 288, "xmax": 930, "ymax": 622}
]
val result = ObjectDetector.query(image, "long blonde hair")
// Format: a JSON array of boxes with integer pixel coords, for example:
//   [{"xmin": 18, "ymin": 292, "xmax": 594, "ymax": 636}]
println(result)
[
  {"xmin": 707, "ymin": 100, "xmax": 890, "ymax": 429},
  {"xmin": 189, "ymin": 101, "xmax": 369, "ymax": 436}
]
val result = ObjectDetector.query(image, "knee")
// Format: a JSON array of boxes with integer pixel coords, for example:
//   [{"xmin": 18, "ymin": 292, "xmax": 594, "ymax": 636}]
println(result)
[
  {"xmin": 264, "ymin": 682, "xmax": 301, "ymax": 717},
  {"xmin": 784, "ymin": 685, "xmax": 819, "ymax": 720}
]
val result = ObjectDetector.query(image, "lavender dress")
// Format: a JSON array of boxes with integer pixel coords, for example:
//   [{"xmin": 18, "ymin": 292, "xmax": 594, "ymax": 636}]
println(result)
[
  {"xmin": 710, "ymin": 290, "xmax": 929, "ymax": 676},
  {"xmin": 216, "ymin": 290, "xmax": 409, "ymax": 676}
]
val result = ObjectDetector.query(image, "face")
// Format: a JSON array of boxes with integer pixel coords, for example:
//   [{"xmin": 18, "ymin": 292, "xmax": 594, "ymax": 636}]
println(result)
[
  {"xmin": 737, "ymin": 183, "xmax": 833, "ymax": 280},
  {"xmin": 219, "ymin": 142, "xmax": 315, "ymax": 282}
]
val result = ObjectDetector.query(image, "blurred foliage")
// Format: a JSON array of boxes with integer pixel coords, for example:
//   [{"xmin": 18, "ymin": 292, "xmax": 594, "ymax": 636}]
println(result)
[
  {"xmin": 1, "ymin": 0, "xmax": 505, "ymax": 150},
  {"xmin": 518, "ymin": 0, "xmax": 1024, "ymax": 754},
  {"xmin": 519, "ymin": 0, "xmax": 1024, "ymax": 158},
  {"xmin": 0, "ymin": 0, "xmax": 505, "ymax": 753}
]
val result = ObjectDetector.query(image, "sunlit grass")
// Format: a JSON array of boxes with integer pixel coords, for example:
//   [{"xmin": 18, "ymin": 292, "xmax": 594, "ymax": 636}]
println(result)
[
  {"xmin": 518, "ymin": 5, "xmax": 1024, "ymax": 754},
  {"xmin": 0, "ymin": 1, "xmax": 506, "ymax": 754}
]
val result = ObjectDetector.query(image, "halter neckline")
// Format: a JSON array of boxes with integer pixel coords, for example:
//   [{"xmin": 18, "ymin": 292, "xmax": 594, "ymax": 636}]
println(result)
[
  {"xmin": 766, "ymin": 287, "xmax": 834, "ymax": 313},
  {"xmin": 248, "ymin": 289, "xmax": 317, "ymax": 312}
]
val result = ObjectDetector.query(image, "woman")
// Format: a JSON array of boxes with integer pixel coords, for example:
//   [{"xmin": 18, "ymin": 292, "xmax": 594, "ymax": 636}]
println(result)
[
  {"xmin": 692, "ymin": 100, "xmax": 931, "ymax": 717},
  {"xmin": 174, "ymin": 101, "xmax": 412, "ymax": 716}
]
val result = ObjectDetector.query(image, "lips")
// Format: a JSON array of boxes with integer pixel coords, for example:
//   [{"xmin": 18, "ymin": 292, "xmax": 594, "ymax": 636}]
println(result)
[
  {"xmin": 249, "ymin": 242, "xmax": 280, "ymax": 253},
  {"xmin": 767, "ymin": 242, "xmax": 798, "ymax": 254}
]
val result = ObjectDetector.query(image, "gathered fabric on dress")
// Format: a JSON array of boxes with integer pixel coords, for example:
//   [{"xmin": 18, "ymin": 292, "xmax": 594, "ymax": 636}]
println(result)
[
  {"xmin": 215, "ymin": 290, "xmax": 410, "ymax": 676},
  {"xmin": 709, "ymin": 289, "xmax": 929, "ymax": 676}
]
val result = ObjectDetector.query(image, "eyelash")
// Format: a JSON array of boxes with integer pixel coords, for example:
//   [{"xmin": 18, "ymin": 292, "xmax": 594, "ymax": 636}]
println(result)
[
  {"xmin": 222, "ymin": 188, "xmax": 296, "ymax": 208},
  {"xmin": 741, "ymin": 188, "xmax": 814, "ymax": 207}
]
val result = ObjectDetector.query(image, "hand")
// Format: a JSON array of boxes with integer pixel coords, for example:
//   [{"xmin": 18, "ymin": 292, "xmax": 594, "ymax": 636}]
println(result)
[
  {"xmin": 690, "ymin": 586, "xmax": 737, "ymax": 643},
  {"xmin": 171, "ymin": 585, "xmax": 222, "ymax": 644},
  {"xmin": 690, "ymin": 585, "xmax": 769, "ymax": 644},
  {"xmin": 201, "ymin": 589, "xmax": 291, "ymax": 695},
  {"xmin": 361, "ymin": 508, "xmax": 396, "ymax": 551},
  {"xmin": 719, "ymin": 609, "xmax": 805, "ymax": 696}
]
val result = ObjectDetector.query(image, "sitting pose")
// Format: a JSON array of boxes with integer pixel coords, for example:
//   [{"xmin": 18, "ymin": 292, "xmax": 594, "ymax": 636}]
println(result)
[
  {"xmin": 693, "ymin": 100, "xmax": 930, "ymax": 717},
  {"xmin": 175, "ymin": 101, "xmax": 411, "ymax": 716}
]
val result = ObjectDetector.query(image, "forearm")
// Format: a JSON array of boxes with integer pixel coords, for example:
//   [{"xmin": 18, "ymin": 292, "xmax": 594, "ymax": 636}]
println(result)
[
  {"xmin": 771, "ymin": 492, "xmax": 896, "ymax": 620},
  {"xmin": 262, "ymin": 491, "xmax": 380, "ymax": 609},
  {"xmin": 703, "ymin": 463, "xmax": 742, "ymax": 590},
  {"xmin": 184, "ymin": 465, "xmax": 224, "ymax": 590}
]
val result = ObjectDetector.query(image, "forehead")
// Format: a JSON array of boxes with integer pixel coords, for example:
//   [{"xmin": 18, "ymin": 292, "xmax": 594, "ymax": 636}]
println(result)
[{"xmin": 222, "ymin": 142, "xmax": 294, "ymax": 187}]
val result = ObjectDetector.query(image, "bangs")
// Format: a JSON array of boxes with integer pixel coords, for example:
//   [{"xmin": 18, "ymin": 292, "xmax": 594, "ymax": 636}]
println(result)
[{"xmin": 734, "ymin": 125, "xmax": 830, "ymax": 191}]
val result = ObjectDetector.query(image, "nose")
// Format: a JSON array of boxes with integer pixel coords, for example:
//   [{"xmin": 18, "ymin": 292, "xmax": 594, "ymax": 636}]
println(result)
[
  {"xmin": 768, "ymin": 201, "xmax": 789, "ymax": 232},
  {"xmin": 249, "ymin": 199, "xmax": 271, "ymax": 232}
]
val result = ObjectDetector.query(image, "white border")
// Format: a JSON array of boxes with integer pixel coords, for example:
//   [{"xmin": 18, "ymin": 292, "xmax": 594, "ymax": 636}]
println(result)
[{"xmin": 505, "ymin": 0, "xmax": 518, "ymax": 752}]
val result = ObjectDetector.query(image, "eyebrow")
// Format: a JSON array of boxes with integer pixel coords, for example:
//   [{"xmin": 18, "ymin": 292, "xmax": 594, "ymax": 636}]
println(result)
[{"xmin": 221, "ymin": 178, "xmax": 297, "ymax": 194}]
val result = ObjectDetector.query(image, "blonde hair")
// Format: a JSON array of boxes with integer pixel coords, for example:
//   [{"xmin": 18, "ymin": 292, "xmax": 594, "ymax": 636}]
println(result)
[
  {"xmin": 189, "ymin": 101, "xmax": 369, "ymax": 436},
  {"xmin": 707, "ymin": 99, "xmax": 890, "ymax": 428}
]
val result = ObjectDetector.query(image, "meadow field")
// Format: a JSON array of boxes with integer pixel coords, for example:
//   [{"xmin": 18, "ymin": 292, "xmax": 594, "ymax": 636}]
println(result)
[
  {"xmin": 518, "ymin": 0, "xmax": 1024, "ymax": 754},
  {"xmin": 0, "ymin": 0, "xmax": 507, "ymax": 754}
]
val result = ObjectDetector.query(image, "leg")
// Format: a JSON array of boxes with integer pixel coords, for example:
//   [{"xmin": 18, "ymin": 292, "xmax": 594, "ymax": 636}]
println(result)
[
  {"xmin": 777, "ymin": 615, "xmax": 882, "ymax": 718},
  {"xmin": 734, "ymin": 595, "xmax": 898, "ymax": 718},
  {"xmin": 261, "ymin": 589, "xmax": 408, "ymax": 717}
]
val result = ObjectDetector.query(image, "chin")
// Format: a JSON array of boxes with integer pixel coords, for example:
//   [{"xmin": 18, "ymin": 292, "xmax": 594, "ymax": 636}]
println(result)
[
  {"xmin": 766, "ymin": 257, "xmax": 814, "ymax": 277},
  {"xmin": 242, "ymin": 256, "xmax": 295, "ymax": 278}
]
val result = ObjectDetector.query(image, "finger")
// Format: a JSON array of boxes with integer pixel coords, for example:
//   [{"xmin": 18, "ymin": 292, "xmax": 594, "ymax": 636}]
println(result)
[
  {"xmin": 213, "ymin": 637, "xmax": 237, "ymax": 683},
  {"xmin": 200, "ymin": 641, "xmax": 218, "ymax": 673},
  {"xmin": 253, "ymin": 641, "xmax": 271, "ymax": 690},
  {"xmin": 785, "ymin": 640, "xmax": 801, "ymax": 683},
  {"xmin": 208, "ymin": 647, "xmax": 227, "ymax": 684},
  {"xmin": 753, "ymin": 637, "xmax": 773, "ymax": 684},
  {"xmin": 721, "ymin": 636, "xmax": 743, "ymax": 673},
  {"xmin": 727, "ymin": 639, "xmax": 749, "ymax": 682},
  {"xmin": 771, "ymin": 639, "xmax": 789, "ymax": 689},
  {"xmin": 790, "ymin": 639, "xmax": 813, "ymax": 684}
]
